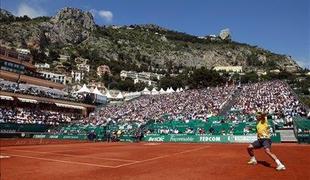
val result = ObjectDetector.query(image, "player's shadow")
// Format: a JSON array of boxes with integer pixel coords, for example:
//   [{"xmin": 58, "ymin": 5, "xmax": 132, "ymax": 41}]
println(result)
[{"xmin": 257, "ymin": 161, "xmax": 273, "ymax": 168}]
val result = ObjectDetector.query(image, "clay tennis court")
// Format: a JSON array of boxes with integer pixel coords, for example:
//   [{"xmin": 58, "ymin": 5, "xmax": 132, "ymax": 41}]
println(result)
[{"xmin": 1, "ymin": 139, "xmax": 309, "ymax": 180}]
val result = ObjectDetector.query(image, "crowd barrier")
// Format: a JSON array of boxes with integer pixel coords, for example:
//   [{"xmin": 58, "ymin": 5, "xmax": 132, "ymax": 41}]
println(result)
[
  {"xmin": 33, "ymin": 133, "xmax": 281, "ymax": 143},
  {"xmin": 0, "ymin": 123, "xmax": 50, "ymax": 132},
  {"xmin": 33, "ymin": 134, "xmax": 87, "ymax": 140},
  {"xmin": 141, "ymin": 133, "xmax": 281, "ymax": 143},
  {"xmin": 293, "ymin": 117, "xmax": 310, "ymax": 143}
]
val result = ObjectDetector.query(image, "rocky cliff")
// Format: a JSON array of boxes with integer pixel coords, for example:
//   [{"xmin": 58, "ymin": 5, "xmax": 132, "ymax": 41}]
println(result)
[{"xmin": 0, "ymin": 7, "xmax": 300, "ymax": 72}]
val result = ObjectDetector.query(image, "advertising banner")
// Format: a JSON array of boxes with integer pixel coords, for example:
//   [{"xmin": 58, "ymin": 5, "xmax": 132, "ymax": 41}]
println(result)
[{"xmin": 143, "ymin": 133, "xmax": 281, "ymax": 143}]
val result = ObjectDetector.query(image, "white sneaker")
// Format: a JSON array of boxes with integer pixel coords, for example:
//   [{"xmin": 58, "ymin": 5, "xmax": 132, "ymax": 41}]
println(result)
[
  {"xmin": 276, "ymin": 164, "xmax": 286, "ymax": 171},
  {"xmin": 247, "ymin": 159, "xmax": 257, "ymax": 165}
]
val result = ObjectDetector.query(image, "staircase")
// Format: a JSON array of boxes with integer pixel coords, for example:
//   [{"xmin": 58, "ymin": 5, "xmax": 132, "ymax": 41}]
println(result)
[
  {"xmin": 218, "ymin": 88, "xmax": 241, "ymax": 116},
  {"xmin": 276, "ymin": 129, "xmax": 298, "ymax": 142}
]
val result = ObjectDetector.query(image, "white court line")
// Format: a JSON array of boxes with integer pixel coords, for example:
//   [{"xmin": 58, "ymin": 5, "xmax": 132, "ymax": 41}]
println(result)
[
  {"xmin": 1, "ymin": 153, "xmax": 117, "ymax": 168},
  {"xmin": 5, "ymin": 149, "xmax": 138, "ymax": 163},
  {"xmin": 1, "ymin": 143, "xmax": 129, "ymax": 152},
  {"xmin": 2, "ymin": 146, "xmax": 210, "ymax": 169},
  {"xmin": 114, "ymin": 146, "xmax": 209, "ymax": 168}
]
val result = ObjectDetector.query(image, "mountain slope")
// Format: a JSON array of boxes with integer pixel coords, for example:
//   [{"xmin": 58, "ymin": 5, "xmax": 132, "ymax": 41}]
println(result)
[{"xmin": 0, "ymin": 7, "xmax": 300, "ymax": 73}]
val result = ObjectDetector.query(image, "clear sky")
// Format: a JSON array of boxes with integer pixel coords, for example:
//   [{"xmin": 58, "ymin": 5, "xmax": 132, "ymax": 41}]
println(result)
[{"xmin": 2, "ymin": 0, "xmax": 310, "ymax": 68}]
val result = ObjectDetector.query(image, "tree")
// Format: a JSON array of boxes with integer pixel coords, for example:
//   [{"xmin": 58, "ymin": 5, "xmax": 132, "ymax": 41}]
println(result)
[
  {"xmin": 188, "ymin": 67, "xmax": 225, "ymax": 88},
  {"xmin": 134, "ymin": 82, "xmax": 147, "ymax": 91},
  {"xmin": 48, "ymin": 49, "xmax": 60, "ymax": 62},
  {"xmin": 263, "ymin": 70, "xmax": 295, "ymax": 81},
  {"xmin": 30, "ymin": 49, "xmax": 47, "ymax": 63},
  {"xmin": 118, "ymin": 78, "xmax": 135, "ymax": 91},
  {"xmin": 264, "ymin": 60, "xmax": 278, "ymax": 69},
  {"xmin": 62, "ymin": 61, "xmax": 73, "ymax": 71},
  {"xmin": 241, "ymin": 71, "xmax": 259, "ymax": 83},
  {"xmin": 101, "ymin": 73, "xmax": 113, "ymax": 87},
  {"xmin": 246, "ymin": 54, "xmax": 262, "ymax": 66}
]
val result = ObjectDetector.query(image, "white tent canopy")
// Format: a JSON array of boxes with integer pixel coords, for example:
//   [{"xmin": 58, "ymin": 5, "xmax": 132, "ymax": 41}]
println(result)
[
  {"xmin": 142, "ymin": 87, "xmax": 151, "ymax": 95},
  {"xmin": 142, "ymin": 87, "xmax": 150, "ymax": 92},
  {"xmin": 76, "ymin": 84, "xmax": 91, "ymax": 94},
  {"xmin": 115, "ymin": 92, "xmax": 124, "ymax": 99},
  {"xmin": 167, "ymin": 87, "xmax": 174, "ymax": 93},
  {"xmin": 92, "ymin": 86, "xmax": 104, "ymax": 96},
  {"xmin": 151, "ymin": 88, "xmax": 159, "ymax": 95},
  {"xmin": 159, "ymin": 88, "xmax": 166, "ymax": 94},
  {"xmin": 105, "ymin": 91, "xmax": 113, "ymax": 99}
]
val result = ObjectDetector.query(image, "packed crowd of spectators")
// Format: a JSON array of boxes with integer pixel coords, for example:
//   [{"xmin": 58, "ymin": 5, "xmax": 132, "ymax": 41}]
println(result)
[
  {"xmin": 1, "ymin": 79, "xmax": 308, "ymax": 131},
  {"xmin": 0, "ymin": 107, "xmax": 79, "ymax": 125},
  {"xmin": 230, "ymin": 80, "xmax": 308, "ymax": 127},
  {"xmin": 89, "ymin": 86, "xmax": 237, "ymax": 125}
]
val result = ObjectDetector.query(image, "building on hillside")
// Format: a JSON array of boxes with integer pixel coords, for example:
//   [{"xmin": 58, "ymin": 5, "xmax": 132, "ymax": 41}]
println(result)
[
  {"xmin": 97, "ymin": 65, "xmax": 111, "ymax": 77},
  {"xmin": 133, "ymin": 78, "xmax": 156, "ymax": 86},
  {"xmin": 39, "ymin": 71, "xmax": 67, "ymax": 85},
  {"xmin": 69, "ymin": 57, "xmax": 90, "ymax": 82},
  {"xmin": 256, "ymin": 70, "xmax": 267, "ymax": 76},
  {"xmin": 16, "ymin": 48, "xmax": 30, "ymax": 55},
  {"xmin": 0, "ymin": 46, "xmax": 64, "ymax": 89},
  {"xmin": 213, "ymin": 66, "xmax": 242, "ymax": 73},
  {"xmin": 77, "ymin": 63, "xmax": 90, "ymax": 72},
  {"xmin": 284, "ymin": 65, "xmax": 299, "ymax": 72},
  {"xmin": 120, "ymin": 70, "xmax": 160, "ymax": 86},
  {"xmin": 35, "ymin": 63, "xmax": 50, "ymax": 69},
  {"xmin": 206, "ymin": 35, "xmax": 219, "ymax": 41},
  {"xmin": 270, "ymin": 69, "xmax": 281, "ymax": 74},
  {"xmin": 120, "ymin": 70, "xmax": 164, "ymax": 81},
  {"xmin": 219, "ymin": 28, "xmax": 231, "ymax": 40},
  {"xmin": 71, "ymin": 71, "xmax": 85, "ymax": 83},
  {"xmin": 58, "ymin": 55, "xmax": 70, "ymax": 61},
  {"xmin": 120, "ymin": 70, "xmax": 136, "ymax": 79},
  {"xmin": 74, "ymin": 57, "xmax": 90, "ymax": 73}
]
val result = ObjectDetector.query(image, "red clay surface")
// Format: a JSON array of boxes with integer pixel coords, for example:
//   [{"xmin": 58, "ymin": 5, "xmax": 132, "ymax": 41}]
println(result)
[{"xmin": 0, "ymin": 139, "xmax": 309, "ymax": 180}]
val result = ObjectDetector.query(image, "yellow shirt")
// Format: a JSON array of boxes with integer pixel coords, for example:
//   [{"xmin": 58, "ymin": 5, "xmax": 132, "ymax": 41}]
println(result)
[{"xmin": 256, "ymin": 119, "xmax": 270, "ymax": 139}]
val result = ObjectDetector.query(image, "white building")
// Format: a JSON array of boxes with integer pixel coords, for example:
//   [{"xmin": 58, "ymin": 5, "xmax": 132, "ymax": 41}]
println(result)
[
  {"xmin": 134, "ymin": 78, "xmax": 156, "ymax": 86},
  {"xmin": 120, "ymin": 70, "xmax": 136, "ymax": 79},
  {"xmin": 270, "ymin": 69, "xmax": 281, "ymax": 73},
  {"xmin": 120, "ymin": 70, "xmax": 164, "ymax": 81},
  {"xmin": 16, "ymin": 48, "xmax": 30, "ymax": 55},
  {"xmin": 120, "ymin": 70, "xmax": 163, "ymax": 86},
  {"xmin": 71, "ymin": 71, "xmax": 85, "ymax": 83},
  {"xmin": 35, "ymin": 63, "xmax": 50, "ymax": 69},
  {"xmin": 40, "ymin": 71, "xmax": 67, "ymax": 85},
  {"xmin": 77, "ymin": 63, "xmax": 90, "ymax": 72},
  {"xmin": 219, "ymin": 28, "xmax": 231, "ymax": 40},
  {"xmin": 214, "ymin": 66, "xmax": 242, "ymax": 73}
]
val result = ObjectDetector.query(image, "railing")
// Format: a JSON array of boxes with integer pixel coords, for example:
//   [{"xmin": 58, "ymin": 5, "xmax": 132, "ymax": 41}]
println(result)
[
  {"xmin": 283, "ymin": 80, "xmax": 309, "ymax": 112},
  {"xmin": 0, "ymin": 47, "xmax": 33, "ymax": 62}
]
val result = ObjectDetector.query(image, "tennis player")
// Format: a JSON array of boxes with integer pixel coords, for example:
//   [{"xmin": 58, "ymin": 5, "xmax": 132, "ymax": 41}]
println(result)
[{"xmin": 247, "ymin": 112, "xmax": 286, "ymax": 171}]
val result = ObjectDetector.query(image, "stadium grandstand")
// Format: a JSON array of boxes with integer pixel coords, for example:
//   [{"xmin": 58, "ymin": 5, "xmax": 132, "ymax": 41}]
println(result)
[
  {"xmin": 1, "ymin": 69, "xmax": 309, "ymax": 143},
  {"xmin": 0, "ymin": 47, "xmax": 97, "ymax": 132}
]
